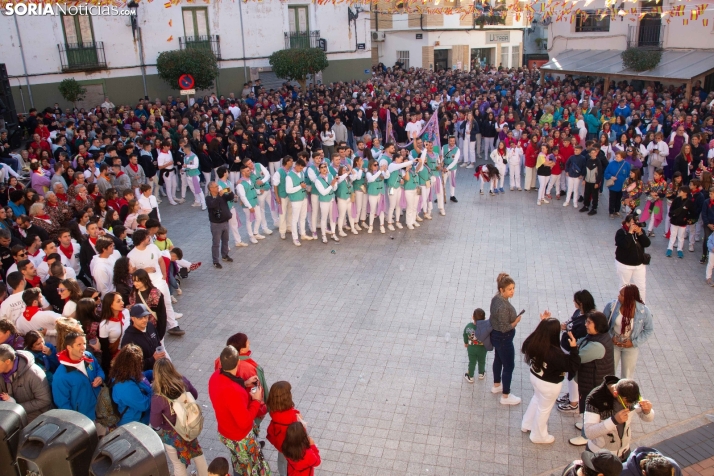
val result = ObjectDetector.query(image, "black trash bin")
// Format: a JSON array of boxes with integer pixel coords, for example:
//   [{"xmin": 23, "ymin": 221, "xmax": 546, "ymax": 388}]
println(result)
[
  {"xmin": 16, "ymin": 409, "xmax": 98, "ymax": 476},
  {"xmin": 90, "ymin": 422, "xmax": 169, "ymax": 476},
  {"xmin": 0, "ymin": 401, "xmax": 27, "ymax": 476}
]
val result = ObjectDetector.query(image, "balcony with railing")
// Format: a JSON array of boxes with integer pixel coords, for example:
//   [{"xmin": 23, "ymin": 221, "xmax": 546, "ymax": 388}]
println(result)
[
  {"xmin": 58, "ymin": 42, "xmax": 107, "ymax": 72},
  {"xmin": 627, "ymin": 23, "xmax": 665, "ymax": 49},
  {"xmin": 179, "ymin": 35, "xmax": 221, "ymax": 60},
  {"xmin": 284, "ymin": 30, "xmax": 320, "ymax": 49}
]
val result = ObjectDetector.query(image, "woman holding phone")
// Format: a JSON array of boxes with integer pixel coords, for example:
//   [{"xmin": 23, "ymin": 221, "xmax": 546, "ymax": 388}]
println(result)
[
  {"xmin": 488, "ymin": 273, "xmax": 523, "ymax": 405},
  {"xmin": 521, "ymin": 317, "xmax": 580, "ymax": 444}
]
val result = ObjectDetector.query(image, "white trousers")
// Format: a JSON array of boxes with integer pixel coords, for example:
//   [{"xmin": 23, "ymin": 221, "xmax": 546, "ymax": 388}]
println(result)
[
  {"xmin": 163, "ymin": 170, "xmax": 178, "ymax": 204},
  {"xmin": 256, "ymin": 191, "xmax": 271, "ymax": 232},
  {"xmin": 151, "ymin": 175, "xmax": 160, "ymax": 199},
  {"xmin": 387, "ymin": 188, "xmax": 404, "ymax": 224},
  {"xmin": 613, "ymin": 346, "xmax": 640, "ymax": 379},
  {"xmin": 567, "ymin": 374, "xmax": 579, "ymax": 403},
  {"xmin": 164, "ymin": 444, "xmax": 208, "ymax": 476},
  {"xmin": 202, "ymin": 172, "xmax": 212, "ymax": 195},
  {"xmin": 150, "ymin": 276, "xmax": 179, "ymax": 330},
  {"xmin": 404, "ymin": 189, "xmax": 418, "ymax": 226},
  {"xmin": 368, "ymin": 194, "xmax": 384, "ymax": 226},
  {"xmin": 229, "ymin": 172, "xmax": 241, "ymax": 191},
  {"xmin": 337, "ymin": 198, "xmax": 356, "ymax": 231},
  {"xmin": 269, "ymin": 162, "xmax": 280, "ymax": 177},
  {"xmin": 431, "ymin": 176, "xmax": 445, "ymax": 213},
  {"xmin": 319, "ymin": 200, "xmax": 336, "ymax": 236},
  {"xmin": 228, "ymin": 208, "xmax": 243, "ymax": 244},
  {"xmin": 178, "ymin": 171, "xmax": 189, "ymax": 199},
  {"xmin": 668, "ymin": 225, "xmax": 687, "ymax": 251},
  {"xmin": 309, "ymin": 192, "xmax": 320, "ymax": 234},
  {"xmin": 508, "ymin": 162, "xmax": 521, "ymax": 189},
  {"xmin": 463, "ymin": 137, "xmax": 474, "ymax": 164},
  {"xmin": 615, "ymin": 261, "xmax": 647, "ymax": 303},
  {"xmin": 537, "ymin": 176, "xmax": 549, "ymax": 201},
  {"xmin": 279, "ymin": 197, "xmax": 292, "ymax": 235},
  {"xmin": 242, "ymin": 206, "xmax": 262, "ymax": 236},
  {"xmin": 494, "ymin": 164, "xmax": 506, "ymax": 189},
  {"xmin": 521, "ymin": 373, "xmax": 562, "ymax": 443},
  {"xmin": 663, "ymin": 199, "xmax": 672, "ymax": 232},
  {"xmin": 475, "ymin": 133, "xmax": 482, "ymax": 157},
  {"xmin": 443, "ymin": 171, "xmax": 456, "ymax": 197},
  {"xmin": 524, "ymin": 167, "xmax": 537, "ymax": 190},
  {"xmin": 186, "ymin": 175, "xmax": 206, "ymax": 207},
  {"xmin": 564, "ymin": 177, "xmax": 580, "ymax": 205},
  {"xmin": 548, "ymin": 173, "xmax": 562, "ymax": 196},
  {"xmin": 706, "ymin": 252, "xmax": 714, "ymax": 279},
  {"xmin": 687, "ymin": 223, "xmax": 701, "ymax": 244},
  {"xmin": 419, "ymin": 185, "xmax": 432, "ymax": 214},
  {"xmin": 356, "ymin": 190, "xmax": 368, "ymax": 222},
  {"xmin": 290, "ymin": 199, "xmax": 308, "ymax": 240}
]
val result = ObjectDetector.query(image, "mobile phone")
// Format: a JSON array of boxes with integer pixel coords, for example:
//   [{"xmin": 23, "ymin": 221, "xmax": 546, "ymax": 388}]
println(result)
[{"xmin": 517, "ymin": 309, "xmax": 526, "ymax": 317}]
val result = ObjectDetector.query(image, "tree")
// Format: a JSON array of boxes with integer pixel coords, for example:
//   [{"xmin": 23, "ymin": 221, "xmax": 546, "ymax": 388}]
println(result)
[
  {"xmin": 269, "ymin": 48, "xmax": 329, "ymax": 92},
  {"xmin": 58, "ymin": 79, "xmax": 86, "ymax": 109},
  {"xmin": 156, "ymin": 48, "xmax": 219, "ymax": 91}
]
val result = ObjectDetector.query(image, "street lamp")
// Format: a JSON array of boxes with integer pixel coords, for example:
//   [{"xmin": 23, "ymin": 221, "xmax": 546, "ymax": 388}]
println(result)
[{"xmin": 127, "ymin": 1, "xmax": 147, "ymax": 98}]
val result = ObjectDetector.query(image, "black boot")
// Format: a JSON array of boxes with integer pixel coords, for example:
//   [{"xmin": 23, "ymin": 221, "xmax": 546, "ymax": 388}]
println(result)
[{"xmin": 450, "ymin": 196, "xmax": 458, "ymax": 203}]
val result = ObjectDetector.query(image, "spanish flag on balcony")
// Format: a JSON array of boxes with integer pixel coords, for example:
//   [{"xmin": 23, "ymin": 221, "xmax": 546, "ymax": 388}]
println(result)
[
  {"xmin": 683, "ymin": 18, "xmax": 688, "ymax": 25},
  {"xmin": 691, "ymin": 9, "xmax": 698, "ymax": 20},
  {"xmin": 704, "ymin": 18, "xmax": 710, "ymax": 26},
  {"xmin": 698, "ymin": 4, "xmax": 708, "ymax": 15},
  {"xmin": 672, "ymin": 5, "xmax": 685, "ymax": 16}
]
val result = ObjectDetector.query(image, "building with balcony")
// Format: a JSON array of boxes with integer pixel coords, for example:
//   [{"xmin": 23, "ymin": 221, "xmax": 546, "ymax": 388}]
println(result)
[
  {"xmin": 369, "ymin": 0, "xmax": 524, "ymax": 72},
  {"xmin": 540, "ymin": 0, "xmax": 714, "ymax": 98},
  {"xmin": 1, "ymin": 1, "xmax": 371, "ymax": 111}
]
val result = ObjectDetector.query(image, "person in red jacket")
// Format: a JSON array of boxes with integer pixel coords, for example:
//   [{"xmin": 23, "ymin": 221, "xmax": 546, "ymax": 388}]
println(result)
[
  {"xmin": 208, "ymin": 345, "xmax": 270, "ymax": 475},
  {"xmin": 282, "ymin": 422, "xmax": 321, "ymax": 476},
  {"xmin": 524, "ymin": 134, "xmax": 540, "ymax": 191},
  {"xmin": 266, "ymin": 381, "xmax": 302, "ymax": 476}
]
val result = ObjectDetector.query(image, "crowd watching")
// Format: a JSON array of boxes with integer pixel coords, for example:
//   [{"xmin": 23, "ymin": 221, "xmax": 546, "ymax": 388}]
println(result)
[{"xmin": 0, "ymin": 60, "xmax": 707, "ymax": 474}]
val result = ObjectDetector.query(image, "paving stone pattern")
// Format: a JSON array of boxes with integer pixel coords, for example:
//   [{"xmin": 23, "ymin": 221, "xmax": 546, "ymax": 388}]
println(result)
[{"xmin": 158, "ymin": 170, "xmax": 714, "ymax": 476}]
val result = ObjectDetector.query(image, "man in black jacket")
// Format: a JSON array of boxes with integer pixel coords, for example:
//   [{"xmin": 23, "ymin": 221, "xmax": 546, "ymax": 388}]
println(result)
[
  {"xmin": 120, "ymin": 304, "xmax": 165, "ymax": 372},
  {"xmin": 205, "ymin": 181, "xmax": 234, "ymax": 269},
  {"xmin": 580, "ymin": 148, "xmax": 605, "ymax": 216}
]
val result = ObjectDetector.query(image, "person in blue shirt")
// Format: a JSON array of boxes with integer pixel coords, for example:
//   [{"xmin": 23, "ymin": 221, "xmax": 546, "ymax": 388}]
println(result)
[
  {"xmin": 614, "ymin": 99, "xmax": 632, "ymax": 119},
  {"xmin": 109, "ymin": 343, "xmax": 152, "ymax": 426},
  {"xmin": 604, "ymin": 151, "xmax": 632, "ymax": 218},
  {"xmin": 23, "ymin": 330, "xmax": 59, "ymax": 386},
  {"xmin": 52, "ymin": 332, "xmax": 105, "ymax": 421}
]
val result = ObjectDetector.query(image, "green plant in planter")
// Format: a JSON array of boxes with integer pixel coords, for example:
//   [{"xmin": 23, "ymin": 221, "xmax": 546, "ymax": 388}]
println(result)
[
  {"xmin": 58, "ymin": 79, "xmax": 86, "ymax": 109},
  {"xmin": 621, "ymin": 47, "xmax": 662, "ymax": 72}
]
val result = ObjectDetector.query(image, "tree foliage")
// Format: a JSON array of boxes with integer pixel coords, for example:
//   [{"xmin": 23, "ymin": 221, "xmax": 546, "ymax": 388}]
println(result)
[
  {"xmin": 269, "ymin": 48, "xmax": 329, "ymax": 91},
  {"xmin": 621, "ymin": 48, "xmax": 662, "ymax": 72},
  {"xmin": 156, "ymin": 48, "xmax": 219, "ymax": 91},
  {"xmin": 58, "ymin": 78, "xmax": 86, "ymax": 108}
]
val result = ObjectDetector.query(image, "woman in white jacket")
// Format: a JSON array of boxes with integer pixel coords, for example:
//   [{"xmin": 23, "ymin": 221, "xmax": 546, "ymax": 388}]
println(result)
[
  {"xmin": 506, "ymin": 141, "xmax": 524, "ymax": 191},
  {"xmin": 490, "ymin": 141, "xmax": 508, "ymax": 193},
  {"xmin": 576, "ymin": 115, "xmax": 587, "ymax": 148},
  {"xmin": 313, "ymin": 162, "xmax": 340, "ymax": 244}
]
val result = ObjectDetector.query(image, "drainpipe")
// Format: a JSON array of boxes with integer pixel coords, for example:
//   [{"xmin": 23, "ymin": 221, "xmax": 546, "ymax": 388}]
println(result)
[
  {"xmin": 13, "ymin": 15, "xmax": 34, "ymax": 108},
  {"xmin": 237, "ymin": 0, "xmax": 248, "ymax": 82},
  {"xmin": 137, "ymin": 27, "xmax": 148, "ymax": 98}
]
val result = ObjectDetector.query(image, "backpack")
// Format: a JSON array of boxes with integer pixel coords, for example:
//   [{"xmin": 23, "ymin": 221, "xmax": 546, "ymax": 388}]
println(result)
[
  {"xmin": 163, "ymin": 391, "xmax": 204, "ymax": 441},
  {"xmin": 95, "ymin": 382, "xmax": 126, "ymax": 428}
]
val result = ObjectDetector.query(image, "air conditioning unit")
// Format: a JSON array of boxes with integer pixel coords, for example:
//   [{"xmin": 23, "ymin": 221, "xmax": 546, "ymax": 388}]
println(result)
[{"xmin": 372, "ymin": 31, "xmax": 386, "ymax": 42}]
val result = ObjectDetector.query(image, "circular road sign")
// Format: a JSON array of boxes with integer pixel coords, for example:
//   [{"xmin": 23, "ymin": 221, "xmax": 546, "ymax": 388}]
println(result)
[{"xmin": 178, "ymin": 74, "xmax": 195, "ymax": 90}]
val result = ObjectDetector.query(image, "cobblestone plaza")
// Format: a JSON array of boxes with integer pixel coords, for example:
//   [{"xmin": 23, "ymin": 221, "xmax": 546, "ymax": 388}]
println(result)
[{"xmin": 159, "ymin": 174, "xmax": 714, "ymax": 475}]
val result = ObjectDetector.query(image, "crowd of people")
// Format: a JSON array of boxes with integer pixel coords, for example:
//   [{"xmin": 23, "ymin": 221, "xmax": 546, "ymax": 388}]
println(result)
[{"xmin": 0, "ymin": 60, "xmax": 711, "ymax": 474}]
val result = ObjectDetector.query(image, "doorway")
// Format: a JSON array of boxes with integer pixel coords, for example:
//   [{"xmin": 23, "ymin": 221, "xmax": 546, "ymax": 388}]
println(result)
[
  {"xmin": 434, "ymin": 49, "xmax": 449, "ymax": 71},
  {"xmin": 638, "ymin": 0, "xmax": 662, "ymax": 47}
]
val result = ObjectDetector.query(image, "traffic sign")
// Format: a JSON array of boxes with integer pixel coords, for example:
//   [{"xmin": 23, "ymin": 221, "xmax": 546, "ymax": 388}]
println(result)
[
  {"xmin": 178, "ymin": 74, "xmax": 195, "ymax": 90},
  {"xmin": 180, "ymin": 89, "xmax": 196, "ymax": 95}
]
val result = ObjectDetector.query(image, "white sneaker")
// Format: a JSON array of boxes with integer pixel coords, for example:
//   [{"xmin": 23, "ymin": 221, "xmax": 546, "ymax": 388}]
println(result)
[
  {"xmin": 689, "ymin": 244, "xmax": 695, "ymax": 252},
  {"xmin": 459, "ymin": 163, "xmax": 467, "ymax": 168},
  {"xmin": 532, "ymin": 435, "xmax": 555, "ymax": 444},
  {"xmin": 176, "ymin": 198, "xmax": 186, "ymax": 204},
  {"xmin": 569, "ymin": 436, "xmax": 588, "ymax": 446},
  {"xmin": 351, "ymin": 228, "xmax": 358, "ymax": 235},
  {"xmin": 300, "ymin": 235, "xmax": 314, "ymax": 241},
  {"xmin": 563, "ymin": 202, "xmax": 569, "ymax": 207},
  {"xmin": 575, "ymin": 421, "xmax": 583, "ymax": 430},
  {"xmin": 250, "ymin": 237, "xmax": 258, "ymax": 244},
  {"xmin": 537, "ymin": 200, "xmax": 542, "ymax": 206},
  {"xmin": 466, "ymin": 164, "xmax": 474, "ymax": 169},
  {"xmin": 171, "ymin": 296, "xmax": 178, "ymax": 304},
  {"xmin": 416, "ymin": 216, "xmax": 423, "ymax": 222},
  {"xmin": 368, "ymin": 226, "xmax": 373, "ymax": 234},
  {"xmin": 191, "ymin": 202, "xmax": 201, "ymax": 207},
  {"xmin": 500, "ymin": 394, "xmax": 521, "ymax": 405},
  {"xmin": 322, "ymin": 236, "xmax": 328, "ymax": 244},
  {"xmin": 407, "ymin": 225, "xmax": 415, "ymax": 230},
  {"xmin": 414, "ymin": 222, "xmax": 421, "ymax": 227},
  {"xmin": 395, "ymin": 222, "xmax": 403, "ymax": 229},
  {"xmin": 424, "ymin": 214, "xmax": 432, "ymax": 220},
  {"xmin": 263, "ymin": 229, "xmax": 273, "ymax": 235},
  {"xmin": 201, "ymin": 206, "xmax": 207, "ymax": 211},
  {"xmin": 439, "ymin": 210, "xmax": 445, "ymax": 216},
  {"xmin": 280, "ymin": 233, "xmax": 286, "ymax": 240},
  {"xmin": 353, "ymin": 224, "xmax": 362, "ymax": 231},
  {"xmin": 174, "ymin": 313, "xmax": 183, "ymax": 319},
  {"xmin": 235, "ymin": 242, "xmax": 249, "ymax": 247},
  {"xmin": 339, "ymin": 231, "xmax": 347, "ymax": 237},
  {"xmin": 491, "ymin": 385, "xmax": 502, "ymax": 394},
  {"xmin": 542, "ymin": 199, "xmax": 550, "ymax": 204},
  {"xmin": 574, "ymin": 203, "xmax": 579, "ymax": 209},
  {"xmin": 332, "ymin": 234, "xmax": 340, "ymax": 242},
  {"xmin": 388, "ymin": 224, "xmax": 395, "ymax": 231},
  {"xmin": 293, "ymin": 240, "xmax": 301, "ymax": 247}
]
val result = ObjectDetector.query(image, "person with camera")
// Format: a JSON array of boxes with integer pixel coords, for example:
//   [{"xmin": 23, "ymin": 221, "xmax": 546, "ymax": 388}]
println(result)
[
  {"xmin": 615, "ymin": 213, "xmax": 651, "ymax": 304},
  {"xmin": 206, "ymin": 181, "xmax": 234, "ymax": 269}
]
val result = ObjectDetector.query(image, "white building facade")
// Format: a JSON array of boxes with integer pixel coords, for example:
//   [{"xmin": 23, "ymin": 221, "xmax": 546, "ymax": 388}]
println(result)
[
  {"xmin": 1, "ymin": 1, "xmax": 372, "ymax": 111},
  {"xmin": 370, "ymin": 0, "xmax": 524, "ymax": 71}
]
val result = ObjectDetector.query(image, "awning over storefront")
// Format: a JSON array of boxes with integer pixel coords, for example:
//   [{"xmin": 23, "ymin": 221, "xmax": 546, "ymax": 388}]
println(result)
[{"xmin": 539, "ymin": 49, "xmax": 714, "ymax": 98}]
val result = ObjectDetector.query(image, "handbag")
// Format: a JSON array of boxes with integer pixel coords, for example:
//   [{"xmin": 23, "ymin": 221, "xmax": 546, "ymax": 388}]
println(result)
[{"xmin": 605, "ymin": 161, "xmax": 625, "ymax": 188}]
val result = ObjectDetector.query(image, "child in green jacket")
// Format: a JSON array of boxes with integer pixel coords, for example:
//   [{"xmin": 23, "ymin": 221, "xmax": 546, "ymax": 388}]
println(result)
[{"xmin": 463, "ymin": 308, "xmax": 488, "ymax": 383}]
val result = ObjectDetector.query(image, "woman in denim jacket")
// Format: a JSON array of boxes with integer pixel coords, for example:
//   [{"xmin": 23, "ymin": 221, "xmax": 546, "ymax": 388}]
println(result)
[{"xmin": 603, "ymin": 284, "xmax": 654, "ymax": 379}]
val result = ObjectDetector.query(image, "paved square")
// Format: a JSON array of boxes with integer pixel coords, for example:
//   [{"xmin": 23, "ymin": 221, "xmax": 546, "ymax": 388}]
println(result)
[{"xmin": 159, "ymin": 172, "xmax": 714, "ymax": 476}]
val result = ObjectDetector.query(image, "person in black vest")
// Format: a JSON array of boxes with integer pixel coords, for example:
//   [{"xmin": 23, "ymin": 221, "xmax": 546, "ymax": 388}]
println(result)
[
  {"xmin": 205, "ymin": 181, "xmax": 234, "ymax": 269},
  {"xmin": 568, "ymin": 311, "xmax": 614, "ymax": 447},
  {"xmin": 557, "ymin": 290, "xmax": 597, "ymax": 413}
]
